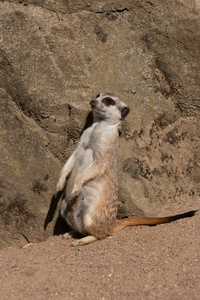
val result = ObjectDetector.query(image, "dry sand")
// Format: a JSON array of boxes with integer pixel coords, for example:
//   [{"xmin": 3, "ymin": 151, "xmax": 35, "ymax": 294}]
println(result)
[{"xmin": 0, "ymin": 196, "xmax": 199, "ymax": 300}]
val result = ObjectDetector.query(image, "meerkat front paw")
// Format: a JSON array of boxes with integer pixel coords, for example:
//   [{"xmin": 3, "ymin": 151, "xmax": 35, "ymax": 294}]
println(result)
[
  {"xmin": 71, "ymin": 183, "xmax": 81, "ymax": 198},
  {"xmin": 54, "ymin": 178, "xmax": 66, "ymax": 196},
  {"xmin": 68, "ymin": 184, "xmax": 81, "ymax": 203}
]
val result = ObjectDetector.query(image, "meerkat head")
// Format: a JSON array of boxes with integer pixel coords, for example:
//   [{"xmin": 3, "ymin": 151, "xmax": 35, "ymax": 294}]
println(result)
[{"xmin": 90, "ymin": 93, "xmax": 130, "ymax": 122}]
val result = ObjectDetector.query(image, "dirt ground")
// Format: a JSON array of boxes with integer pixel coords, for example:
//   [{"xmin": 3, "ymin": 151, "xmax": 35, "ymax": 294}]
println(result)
[{"xmin": 0, "ymin": 196, "xmax": 199, "ymax": 300}]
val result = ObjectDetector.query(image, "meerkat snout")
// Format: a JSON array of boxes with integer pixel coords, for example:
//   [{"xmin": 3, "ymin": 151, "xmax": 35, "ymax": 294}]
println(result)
[{"xmin": 90, "ymin": 99, "xmax": 97, "ymax": 108}]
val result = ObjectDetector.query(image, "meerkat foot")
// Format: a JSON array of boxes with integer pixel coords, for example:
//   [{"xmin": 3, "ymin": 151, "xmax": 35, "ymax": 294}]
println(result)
[
  {"xmin": 62, "ymin": 231, "xmax": 77, "ymax": 240},
  {"xmin": 70, "ymin": 235, "xmax": 98, "ymax": 247}
]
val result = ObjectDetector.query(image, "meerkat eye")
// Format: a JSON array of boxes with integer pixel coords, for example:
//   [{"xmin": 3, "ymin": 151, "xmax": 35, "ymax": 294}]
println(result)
[
  {"xmin": 102, "ymin": 97, "xmax": 116, "ymax": 106},
  {"xmin": 96, "ymin": 94, "xmax": 100, "ymax": 98}
]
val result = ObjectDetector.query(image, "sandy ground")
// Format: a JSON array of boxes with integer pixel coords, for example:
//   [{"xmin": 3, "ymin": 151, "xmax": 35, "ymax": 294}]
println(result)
[{"xmin": 0, "ymin": 197, "xmax": 199, "ymax": 300}]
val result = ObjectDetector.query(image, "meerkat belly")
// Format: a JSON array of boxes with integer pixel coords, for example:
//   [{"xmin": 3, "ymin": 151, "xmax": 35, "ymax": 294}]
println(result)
[
  {"xmin": 64, "ymin": 178, "xmax": 106, "ymax": 233},
  {"xmin": 66, "ymin": 147, "xmax": 93, "ymax": 199},
  {"xmin": 73, "ymin": 147, "xmax": 93, "ymax": 174},
  {"xmin": 72, "ymin": 176, "xmax": 118, "ymax": 235}
]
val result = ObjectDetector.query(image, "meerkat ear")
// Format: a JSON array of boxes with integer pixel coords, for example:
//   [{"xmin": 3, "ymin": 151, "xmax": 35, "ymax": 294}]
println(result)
[{"xmin": 120, "ymin": 106, "xmax": 130, "ymax": 118}]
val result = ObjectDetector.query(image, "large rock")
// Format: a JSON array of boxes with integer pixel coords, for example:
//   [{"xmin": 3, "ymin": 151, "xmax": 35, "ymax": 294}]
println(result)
[
  {"xmin": 0, "ymin": 88, "xmax": 61, "ymax": 248},
  {"xmin": 0, "ymin": 0, "xmax": 199, "ymax": 248}
]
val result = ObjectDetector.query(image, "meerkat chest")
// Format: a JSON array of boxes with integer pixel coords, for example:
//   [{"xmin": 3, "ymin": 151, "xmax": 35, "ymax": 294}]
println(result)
[
  {"xmin": 73, "ymin": 122, "xmax": 118, "ymax": 173},
  {"xmin": 82, "ymin": 122, "xmax": 118, "ymax": 150}
]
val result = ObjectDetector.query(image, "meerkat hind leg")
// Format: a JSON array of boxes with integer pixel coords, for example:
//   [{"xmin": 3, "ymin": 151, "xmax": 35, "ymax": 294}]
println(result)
[{"xmin": 70, "ymin": 235, "xmax": 98, "ymax": 247}]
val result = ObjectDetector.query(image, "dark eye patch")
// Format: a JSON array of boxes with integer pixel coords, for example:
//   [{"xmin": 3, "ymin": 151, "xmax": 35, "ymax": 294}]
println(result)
[
  {"xmin": 102, "ymin": 97, "xmax": 115, "ymax": 106},
  {"xmin": 96, "ymin": 94, "xmax": 100, "ymax": 98}
]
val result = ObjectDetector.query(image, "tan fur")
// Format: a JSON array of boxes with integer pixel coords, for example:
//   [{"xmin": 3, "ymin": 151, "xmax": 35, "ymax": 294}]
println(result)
[{"xmin": 55, "ymin": 93, "xmax": 197, "ymax": 247}]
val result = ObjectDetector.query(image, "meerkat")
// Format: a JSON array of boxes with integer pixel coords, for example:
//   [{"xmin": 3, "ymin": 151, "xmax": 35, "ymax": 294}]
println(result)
[{"xmin": 55, "ymin": 93, "xmax": 197, "ymax": 247}]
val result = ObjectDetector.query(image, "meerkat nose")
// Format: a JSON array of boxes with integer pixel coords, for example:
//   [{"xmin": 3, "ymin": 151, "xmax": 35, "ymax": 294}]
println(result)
[{"xmin": 90, "ymin": 99, "xmax": 98, "ymax": 107}]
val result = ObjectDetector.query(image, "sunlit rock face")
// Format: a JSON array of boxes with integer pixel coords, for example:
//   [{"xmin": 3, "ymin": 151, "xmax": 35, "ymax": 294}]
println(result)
[{"xmin": 0, "ymin": 0, "xmax": 199, "ymax": 248}]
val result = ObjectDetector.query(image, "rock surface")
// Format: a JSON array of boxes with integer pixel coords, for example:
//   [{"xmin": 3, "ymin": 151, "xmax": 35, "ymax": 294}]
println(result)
[{"xmin": 0, "ymin": 0, "xmax": 199, "ymax": 248}]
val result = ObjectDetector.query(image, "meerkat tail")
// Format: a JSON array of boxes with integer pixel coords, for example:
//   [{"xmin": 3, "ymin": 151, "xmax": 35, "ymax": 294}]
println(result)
[{"xmin": 113, "ymin": 210, "xmax": 198, "ymax": 233}]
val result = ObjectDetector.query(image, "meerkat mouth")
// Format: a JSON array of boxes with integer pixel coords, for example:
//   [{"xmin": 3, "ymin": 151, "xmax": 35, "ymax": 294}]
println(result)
[{"xmin": 92, "ymin": 107, "xmax": 105, "ymax": 115}]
